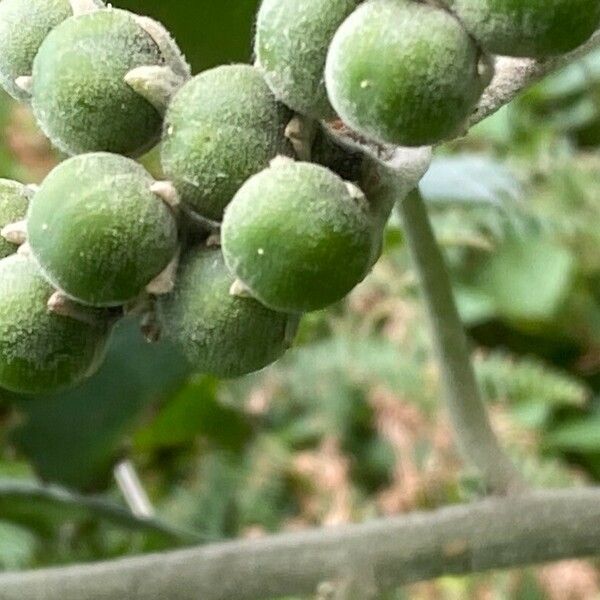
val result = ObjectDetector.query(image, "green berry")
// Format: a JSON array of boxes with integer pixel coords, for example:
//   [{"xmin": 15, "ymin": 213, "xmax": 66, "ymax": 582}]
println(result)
[
  {"xmin": 255, "ymin": 0, "xmax": 361, "ymax": 119},
  {"xmin": 158, "ymin": 247, "xmax": 297, "ymax": 379},
  {"xmin": 0, "ymin": 0, "xmax": 103, "ymax": 102},
  {"xmin": 27, "ymin": 153, "xmax": 179, "ymax": 307},
  {"xmin": 0, "ymin": 180, "xmax": 30, "ymax": 259},
  {"xmin": 445, "ymin": 0, "xmax": 600, "ymax": 58},
  {"xmin": 222, "ymin": 158, "xmax": 374, "ymax": 313},
  {"xmin": 31, "ymin": 7, "xmax": 186, "ymax": 156},
  {"xmin": 325, "ymin": 0, "xmax": 488, "ymax": 146},
  {"xmin": 161, "ymin": 64, "xmax": 292, "ymax": 222},
  {"xmin": 0, "ymin": 254, "xmax": 110, "ymax": 394}
]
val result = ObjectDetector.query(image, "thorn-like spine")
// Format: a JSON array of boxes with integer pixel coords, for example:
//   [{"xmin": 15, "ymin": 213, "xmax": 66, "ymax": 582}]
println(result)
[
  {"xmin": 229, "ymin": 278, "xmax": 254, "ymax": 299},
  {"xmin": 124, "ymin": 65, "xmax": 185, "ymax": 114},
  {"xmin": 150, "ymin": 180, "xmax": 180, "ymax": 211},
  {"xmin": 269, "ymin": 155, "xmax": 295, "ymax": 170},
  {"xmin": 16, "ymin": 242, "xmax": 31, "ymax": 257},
  {"xmin": 345, "ymin": 181, "xmax": 366, "ymax": 201},
  {"xmin": 47, "ymin": 291, "xmax": 101, "ymax": 326},
  {"xmin": 69, "ymin": 0, "xmax": 101, "ymax": 17},
  {"xmin": 1, "ymin": 220, "xmax": 27, "ymax": 245},
  {"xmin": 14, "ymin": 76, "xmax": 33, "ymax": 95},
  {"xmin": 141, "ymin": 309, "xmax": 161, "ymax": 343},
  {"xmin": 205, "ymin": 232, "xmax": 221, "ymax": 248},
  {"xmin": 145, "ymin": 251, "xmax": 180, "ymax": 296},
  {"xmin": 285, "ymin": 115, "xmax": 317, "ymax": 162}
]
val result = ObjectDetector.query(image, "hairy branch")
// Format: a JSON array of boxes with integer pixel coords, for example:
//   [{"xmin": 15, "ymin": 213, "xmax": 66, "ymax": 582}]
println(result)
[
  {"xmin": 471, "ymin": 30, "xmax": 600, "ymax": 126},
  {"xmin": 397, "ymin": 190, "xmax": 526, "ymax": 494},
  {"xmin": 2, "ymin": 488, "xmax": 600, "ymax": 599}
]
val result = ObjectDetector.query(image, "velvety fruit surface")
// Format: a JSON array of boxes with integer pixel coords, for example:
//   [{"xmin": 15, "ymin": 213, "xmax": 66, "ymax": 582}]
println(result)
[
  {"xmin": 325, "ymin": 0, "xmax": 487, "ymax": 146},
  {"xmin": 27, "ymin": 153, "xmax": 178, "ymax": 307},
  {"xmin": 222, "ymin": 159, "xmax": 374, "ymax": 313},
  {"xmin": 0, "ymin": 180, "xmax": 30, "ymax": 259},
  {"xmin": 446, "ymin": 0, "xmax": 600, "ymax": 58},
  {"xmin": 158, "ymin": 247, "xmax": 297, "ymax": 378},
  {"xmin": 0, "ymin": 254, "xmax": 109, "ymax": 394},
  {"xmin": 161, "ymin": 64, "xmax": 292, "ymax": 221},
  {"xmin": 255, "ymin": 0, "xmax": 361, "ymax": 119},
  {"xmin": 31, "ymin": 8, "xmax": 164, "ymax": 156}
]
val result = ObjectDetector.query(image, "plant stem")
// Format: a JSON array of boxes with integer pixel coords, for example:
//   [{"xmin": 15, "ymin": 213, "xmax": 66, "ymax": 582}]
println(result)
[
  {"xmin": 397, "ymin": 189, "xmax": 526, "ymax": 495},
  {"xmin": 2, "ymin": 488, "xmax": 600, "ymax": 600},
  {"xmin": 472, "ymin": 30, "xmax": 600, "ymax": 125},
  {"xmin": 0, "ymin": 480, "xmax": 204, "ymax": 545}
]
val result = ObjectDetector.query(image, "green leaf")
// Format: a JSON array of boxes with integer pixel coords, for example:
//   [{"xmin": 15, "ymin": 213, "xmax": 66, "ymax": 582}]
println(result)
[
  {"xmin": 0, "ymin": 520, "xmax": 37, "ymax": 570},
  {"xmin": 419, "ymin": 155, "xmax": 522, "ymax": 208},
  {"xmin": 475, "ymin": 352, "xmax": 588, "ymax": 408},
  {"xmin": 0, "ymin": 479, "xmax": 203, "ymax": 546},
  {"xmin": 546, "ymin": 417, "xmax": 600, "ymax": 453},
  {"xmin": 10, "ymin": 318, "xmax": 192, "ymax": 491},
  {"xmin": 472, "ymin": 235, "xmax": 575, "ymax": 322},
  {"xmin": 134, "ymin": 375, "xmax": 252, "ymax": 452}
]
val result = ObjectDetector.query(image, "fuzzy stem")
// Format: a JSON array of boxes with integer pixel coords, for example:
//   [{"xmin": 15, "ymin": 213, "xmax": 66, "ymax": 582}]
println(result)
[
  {"xmin": 2, "ymin": 488, "xmax": 600, "ymax": 600},
  {"xmin": 471, "ymin": 30, "xmax": 600, "ymax": 126},
  {"xmin": 398, "ymin": 189, "xmax": 526, "ymax": 495}
]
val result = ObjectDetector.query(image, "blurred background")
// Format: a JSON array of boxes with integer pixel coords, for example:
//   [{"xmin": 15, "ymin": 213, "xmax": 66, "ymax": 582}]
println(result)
[{"xmin": 1, "ymin": 1, "xmax": 600, "ymax": 598}]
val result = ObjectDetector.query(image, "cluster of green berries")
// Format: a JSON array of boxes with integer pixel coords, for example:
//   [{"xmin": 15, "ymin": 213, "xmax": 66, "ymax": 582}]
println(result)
[{"xmin": 0, "ymin": 0, "xmax": 597, "ymax": 394}]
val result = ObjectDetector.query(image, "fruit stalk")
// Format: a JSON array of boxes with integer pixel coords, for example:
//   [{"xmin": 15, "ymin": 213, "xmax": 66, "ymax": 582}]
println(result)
[{"xmin": 397, "ymin": 188, "xmax": 526, "ymax": 495}]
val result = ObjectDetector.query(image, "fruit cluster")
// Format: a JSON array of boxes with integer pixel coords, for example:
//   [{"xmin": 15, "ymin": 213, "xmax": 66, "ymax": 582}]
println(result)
[{"xmin": 0, "ymin": 0, "xmax": 597, "ymax": 394}]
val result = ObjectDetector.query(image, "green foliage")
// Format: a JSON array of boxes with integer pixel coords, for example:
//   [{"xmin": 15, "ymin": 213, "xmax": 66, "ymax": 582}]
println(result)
[{"xmin": 9, "ymin": 317, "xmax": 191, "ymax": 489}]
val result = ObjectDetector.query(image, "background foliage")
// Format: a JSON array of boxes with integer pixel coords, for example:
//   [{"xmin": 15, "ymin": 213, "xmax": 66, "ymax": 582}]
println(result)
[{"xmin": 0, "ymin": 1, "xmax": 599, "ymax": 598}]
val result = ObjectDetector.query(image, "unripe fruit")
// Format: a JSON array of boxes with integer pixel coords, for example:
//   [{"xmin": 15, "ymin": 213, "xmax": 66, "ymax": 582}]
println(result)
[
  {"xmin": 158, "ymin": 247, "xmax": 297, "ymax": 379},
  {"xmin": 255, "ymin": 0, "xmax": 361, "ymax": 120},
  {"xmin": 445, "ymin": 0, "xmax": 600, "ymax": 59},
  {"xmin": 0, "ymin": 254, "xmax": 109, "ymax": 394},
  {"xmin": 0, "ymin": 0, "xmax": 103, "ymax": 102},
  {"xmin": 31, "ymin": 7, "xmax": 188, "ymax": 156},
  {"xmin": 0, "ymin": 180, "xmax": 30, "ymax": 258},
  {"xmin": 222, "ymin": 158, "xmax": 374, "ymax": 313},
  {"xmin": 325, "ymin": 0, "xmax": 489, "ymax": 147},
  {"xmin": 161, "ymin": 65, "xmax": 292, "ymax": 222},
  {"xmin": 27, "ymin": 153, "xmax": 179, "ymax": 307}
]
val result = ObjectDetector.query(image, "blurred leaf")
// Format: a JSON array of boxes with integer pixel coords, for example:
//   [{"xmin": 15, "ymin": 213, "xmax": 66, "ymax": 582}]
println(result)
[
  {"xmin": 472, "ymin": 235, "xmax": 575, "ymax": 322},
  {"xmin": 420, "ymin": 155, "xmax": 522, "ymax": 208},
  {"xmin": 546, "ymin": 417, "xmax": 600, "ymax": 452},
  {"xmin": 134, "ymin": 375, "xmax": 252, "ymax": 452},
  {"xmin": 165, "ymin": 452, "xmax": 241, "ymax": 540},
  {"xmin": 0, "ymin": 479, "xmax": 202, "ymax": 547},
  {"xmin": 0, "ymin": 520, "xmax": 37, "ymax": 571},
  {"xmin": 475, "ymin": 352, "xmax": 588, "ymax": 408},
  {"xmin": 10, "ymin": 318, "xmax": 192, "ymax": 491}
]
